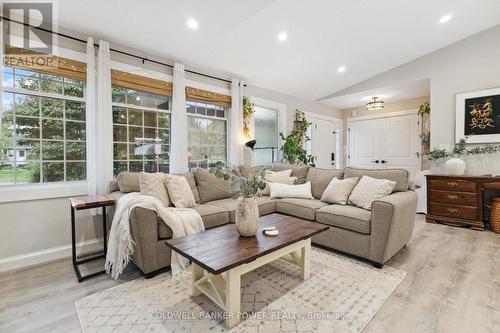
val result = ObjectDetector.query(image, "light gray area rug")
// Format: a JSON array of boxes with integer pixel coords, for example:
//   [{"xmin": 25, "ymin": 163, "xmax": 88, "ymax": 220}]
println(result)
[{"xmin": 76, "ymin": 248, "xmax": 405, "ymax": 333}]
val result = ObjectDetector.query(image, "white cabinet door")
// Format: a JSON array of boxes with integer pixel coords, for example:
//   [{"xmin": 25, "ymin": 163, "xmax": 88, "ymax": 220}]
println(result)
[
  {"xmin": 348, "ymin": 119, "xmax": 383, "ymax": 168},
  {"xmin": 348, "ymin": 113, "xmax": 421, "ymax": 179}
]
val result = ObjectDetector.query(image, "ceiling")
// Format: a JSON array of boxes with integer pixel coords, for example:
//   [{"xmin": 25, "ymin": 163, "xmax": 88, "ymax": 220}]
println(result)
[
  {"xmin": 57, "ymin": 0, "xmax": 500, "ymax": 102},
  {"xmin": 322, "ymin": 79, "xmax": 430, "ymax": 110}
]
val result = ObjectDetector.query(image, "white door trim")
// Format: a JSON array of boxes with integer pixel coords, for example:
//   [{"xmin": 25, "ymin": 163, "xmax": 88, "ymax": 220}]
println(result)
[
  {"xmin": 304, "ymin": 111, "xmax": 342, "ymax": 123},
  {"xmin": 347, "ymin": 109, "xmax": 418, "ymax": 123}
]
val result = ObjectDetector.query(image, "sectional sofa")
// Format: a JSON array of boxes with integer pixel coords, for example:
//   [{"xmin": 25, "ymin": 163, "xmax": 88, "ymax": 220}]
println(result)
[{"xmin": 108, "ymin": 165, "xmax": 417, "ymax": 277}]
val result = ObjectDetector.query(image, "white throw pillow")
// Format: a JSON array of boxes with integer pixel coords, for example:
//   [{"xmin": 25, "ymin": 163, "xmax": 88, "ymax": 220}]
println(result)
[
  {"xmin": 260, "ymin": 176, "xmax": 297, "ymax": 196},
  {"xmin": 164, "ymin": 175, "xmax": 196, "ymax": 208},
  {"xmin": 269, "ymin": 181, "xmax": 314, "ymax": 199},
  {"xmin": 320, "ymin": 177, "xmax": 359, "ymax": 205},
  {"xmin": 348, "ymin": 175, "xmax": 396, "ymax": 210},
  {"xmin": 265, "ymin": 169, "xmax": 292, "ymax": 178},
  {"xmin": 139, "ymin": 172, "xmax": 171, "ymax": 207}
]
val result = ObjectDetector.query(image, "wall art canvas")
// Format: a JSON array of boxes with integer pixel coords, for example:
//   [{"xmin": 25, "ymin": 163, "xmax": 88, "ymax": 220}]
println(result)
[{"xmin": 456, "ymin": 88, "xmax": 500, "ymax": 143}]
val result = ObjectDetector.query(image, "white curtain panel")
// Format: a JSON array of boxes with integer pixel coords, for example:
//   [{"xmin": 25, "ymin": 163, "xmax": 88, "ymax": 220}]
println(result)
[
  {"xmin": 170, "ymin": 63, "xmax": 188, "ymax": 173},
  {"xmin": 85, "ymin": 37, "xmax": 97, "ymax": 196},
  {"xmin": 96, "ymin": 40, "xmax": 114, "ymax": 194},
  {"xmin": 229, "ymin": 79, "xmax": 243, "ymax": 166}
]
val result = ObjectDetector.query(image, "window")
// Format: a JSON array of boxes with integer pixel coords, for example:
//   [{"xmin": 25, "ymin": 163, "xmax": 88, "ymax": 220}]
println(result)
[
  {"xmin": 0, "ymin": 67, "xmax": 86, "ymax": 185},
  {"xmin": 253, "ymin": 106, "xmax": 279, "ymax": 165},
  {"xmin": 187, "ymin": 101, "xmax": 227, "ymax": 169},
  {"xmin": 112, "ymin": 86, "xmax": 171, "ymax": 176}
]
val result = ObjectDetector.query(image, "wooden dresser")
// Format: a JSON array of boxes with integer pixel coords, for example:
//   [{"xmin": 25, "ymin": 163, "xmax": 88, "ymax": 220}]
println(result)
[{"xmin": 426, "ymin": 175, "xmax": 500, "ymax": 231}]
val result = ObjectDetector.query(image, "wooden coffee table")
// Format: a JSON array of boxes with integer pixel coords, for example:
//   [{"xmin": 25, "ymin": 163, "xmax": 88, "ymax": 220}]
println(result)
[{"xmin": 165, "ymin": 214, "xmax": 328, "ymax": 328}]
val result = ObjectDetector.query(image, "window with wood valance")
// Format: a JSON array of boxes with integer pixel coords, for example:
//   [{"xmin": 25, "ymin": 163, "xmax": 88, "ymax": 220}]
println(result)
[
  {"xmin": 111, "ymin": 70, "xmax": 172, "ymax": 97},
  {"xmin": 4, "ymin": 46, "xmax": 86, "ymax": 81},
  {"xmin": 185, "ymin": 86, "xmax": 231, "ymax": 108}
]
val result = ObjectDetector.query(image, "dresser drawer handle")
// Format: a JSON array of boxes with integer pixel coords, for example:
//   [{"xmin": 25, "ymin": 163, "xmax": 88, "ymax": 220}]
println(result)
[
  {"xmin": 447, "ymin": 208, "xmax": 459, "ymax": 213},
  {"xmin": 447, "ymin": 182, "xmax": 458, "ymax": 187},
  {"xmin": 447, "ymin": 194, "xmax": 458, "ymax": 200}
]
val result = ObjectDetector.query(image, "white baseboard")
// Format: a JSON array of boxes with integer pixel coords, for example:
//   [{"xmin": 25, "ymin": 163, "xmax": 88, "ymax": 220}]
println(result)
[{"xmin": 0, "ymin": 239, "xmax": 103, "ymax": 273}]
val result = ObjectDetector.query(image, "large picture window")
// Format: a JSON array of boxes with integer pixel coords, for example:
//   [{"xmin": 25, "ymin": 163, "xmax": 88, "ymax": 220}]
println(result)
[
  {"xmin": 112, "ymin": 86, "xmax": 171, "ymax": 176},
  {"xmin": 0, "ymin": 67, "xmax": 86, "ymax": 185},
  {"xmin": 187, "ymin": 100, "xmax": 227, "ymax": 169}
]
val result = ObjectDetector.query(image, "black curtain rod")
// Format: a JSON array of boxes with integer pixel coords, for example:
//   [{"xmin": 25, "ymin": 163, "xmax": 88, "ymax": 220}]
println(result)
[{"xmin": 0, "ymin": 16, "xmax": 243, "ymax": 85}]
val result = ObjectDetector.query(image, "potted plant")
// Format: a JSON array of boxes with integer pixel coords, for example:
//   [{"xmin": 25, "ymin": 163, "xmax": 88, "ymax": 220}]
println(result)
[
  {"xmin": 210, "ymin": 162, "xmax": 267, "ymax": 237},
  {"xmin": 278, "ymin": 109, "xmax": 316, "ymax": 166}
]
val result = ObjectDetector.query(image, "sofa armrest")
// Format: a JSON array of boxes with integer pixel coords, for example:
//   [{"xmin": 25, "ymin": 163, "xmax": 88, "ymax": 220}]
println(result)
[
  {"xmin": 129, "ymin": 206, "xmax": 162, "ymax": 274},
  {"xmin": 369, "ymin": 191, "xmax": 418, "ymax": 263}
]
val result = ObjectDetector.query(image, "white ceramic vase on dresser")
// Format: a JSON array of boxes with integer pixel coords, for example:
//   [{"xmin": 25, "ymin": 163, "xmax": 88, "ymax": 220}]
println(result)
[{"xmin": 444, "ymin": 158, "xmax": 466, "ymax": 175}]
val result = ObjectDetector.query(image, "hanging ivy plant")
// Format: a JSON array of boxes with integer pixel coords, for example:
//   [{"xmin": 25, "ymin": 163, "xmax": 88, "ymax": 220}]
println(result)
[
  {"xmin": 242, "ymin": 96, "xmax": 255, "ymax": 121},
  {"xmin": 278, "ymin": 109, "xmax": 315, "ymax": 166}
]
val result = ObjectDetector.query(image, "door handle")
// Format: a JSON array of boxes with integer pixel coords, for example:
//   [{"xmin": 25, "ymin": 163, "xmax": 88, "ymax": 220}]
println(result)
[
  {"xmin": 381, "ymin": 160, "xmax": 387, "ymax": 164},
  {"xmin": 372, "ymin": 160, "xmax": 379, "ymax": 163}
]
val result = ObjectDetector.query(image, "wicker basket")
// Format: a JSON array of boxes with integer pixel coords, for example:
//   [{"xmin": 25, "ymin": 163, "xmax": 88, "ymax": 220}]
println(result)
[{"xmin": 490, "ymin": 197, "xmax": 500, "ymax": 234}]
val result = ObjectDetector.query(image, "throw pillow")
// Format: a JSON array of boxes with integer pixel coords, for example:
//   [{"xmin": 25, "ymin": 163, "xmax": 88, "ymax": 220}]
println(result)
[
  {"xmin": 348, "ymin": 175, "xmax": 396, "ymax": 210},
  {"xmin": 269, "ymin": 181, "xmax": 314, "ymax": 199},
  {"xmin": 320, "ymin": 177, "xmax": 359, "ymax": 205},
  {"xmin": 265, "ymin": 169, "xmax": 292, "ymax": 178},
  {"xmin": 116, "ymin": 171, "xmax": 140, "ymax": 193},
  {"xmin": 165, "ymin": 174, "xmax": 197, "ymax": 208},
  {"xmin": 139, "ymin": 172, "xmax": 171, "ymax": 207},
  {"xmin": 260, "ymin": 175, "xmax": 297, "ymax": 196}
]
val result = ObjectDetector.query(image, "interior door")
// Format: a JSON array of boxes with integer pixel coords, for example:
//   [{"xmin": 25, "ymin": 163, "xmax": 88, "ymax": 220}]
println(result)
[
  {"xmin": 348, "ymin": 119, "xmax": 382, "ymax": 168},
  {"xmin": 309, "ymin": 117, "xmax": 341, "ymax": 169},
  {"xmin": 383, "ymin": 114, "xmax": 421, "ymax": 179},
  {"xmin": 348, "ymin": 113, "xmax": 421, "ymax": 179}
]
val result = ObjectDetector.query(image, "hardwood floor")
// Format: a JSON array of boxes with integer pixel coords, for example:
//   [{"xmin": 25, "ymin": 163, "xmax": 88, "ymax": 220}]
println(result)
[{"xmin": 1, "ymin": 215, "xmax": 499, "ymax": 332}]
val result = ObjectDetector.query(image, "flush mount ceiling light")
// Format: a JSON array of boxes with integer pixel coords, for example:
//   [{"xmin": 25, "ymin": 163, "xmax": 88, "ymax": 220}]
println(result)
[
  {"xmin": 186, "ymin": 18, "xmax": 199, "ymax": 30},
  {"xmin": 366, "ymin": 97, "xmax": 384, "ymax": 111},
  {"xmin": 439, "ymin": 14, "xmax": 452, "ymax": 24},
  {"xmin": 337, "ymin": 65, "xmax": 346, "ymax": 73},
  {"xmin": 278, "ymin": 31, "xmax": 287, "ymax": 42}
]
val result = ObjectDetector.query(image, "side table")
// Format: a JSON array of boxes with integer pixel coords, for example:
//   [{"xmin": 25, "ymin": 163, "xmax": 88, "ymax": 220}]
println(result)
[{"xmin": 69, "ymin": 195, "xmax": 115, "ymax": 282}]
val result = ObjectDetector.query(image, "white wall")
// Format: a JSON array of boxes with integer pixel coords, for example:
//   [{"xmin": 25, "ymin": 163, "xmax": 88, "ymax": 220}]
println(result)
[{"xmin": 330, "ymin": 24, "xmax": 500, "ymax": 148}]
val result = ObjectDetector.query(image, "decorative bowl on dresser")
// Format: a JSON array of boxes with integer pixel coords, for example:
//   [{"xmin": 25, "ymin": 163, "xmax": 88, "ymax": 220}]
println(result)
[{"xmin": 426, "ymin": 175, "xmax": 500, "ymax": 231}]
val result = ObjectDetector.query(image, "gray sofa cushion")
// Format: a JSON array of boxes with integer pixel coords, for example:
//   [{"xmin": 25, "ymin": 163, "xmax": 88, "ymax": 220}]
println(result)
[
  {"xmin": 305, "ymin": 168, "xmax": 344, "ymax": 199},
  {"xmin": 210, "ymin": 197, "xmax": 277, "ymax": 222},
  {"xmin": 344, "ymin": 167, "xmax": 409, "ymax": 192},
  {"xmin": 275, "ymin": 198, "xmax": 329, "ymax": 220},
  {"xmin": 193, "ymin": 204, "xmax": 230, "ymax": 228},
  {"xmin": 194, "ymin": 168, "xmax": 232, "ymax": 203},
  {"xmin": 316, "ymin": 205, "xmax": 371, "ymax": 234},
  {"xmin": 272, "ymin": 163, "xmax": 309, "ymax": 184},
  {"xmin": 117, "ymin": 171, "xmax": 140, "ymax": 193}
]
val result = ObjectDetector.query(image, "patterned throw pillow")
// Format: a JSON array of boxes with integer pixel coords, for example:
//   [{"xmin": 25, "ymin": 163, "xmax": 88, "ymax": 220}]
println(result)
[
  {"xmin": 320, "ymin": 177, "xmax": 358, "ymax": 205},
  {"xmin": 165, "ymin": 174, "xmax": 197, "ymax": 208},
  {"xmin": 139, "ymin": 172, "xmax": 171, "ymax": 207},
  {"xmin": 348, "ymin": 176, "xmax": 396, "ymax": 210}
]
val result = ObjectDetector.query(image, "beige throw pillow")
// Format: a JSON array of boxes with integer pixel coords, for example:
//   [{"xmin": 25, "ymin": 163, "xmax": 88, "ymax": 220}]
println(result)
[
  {"xmin": 165, "ymin": 175, "xmax": 197, "ymax": 208},
  {"xmin": 269, "ymin": 182, "xmax": 314, "ymax": 199},
  {"xmin": 139, "ymin": 172, "xmax": 171, "ymax": 207},
  {"xmin": 260, "ymin": 175, "xmax": 297, "ymax": 196},
  {"xmin": 320, "ymin": 177, "xmax": 359, "ymax": 205},
  {"xmin": 265, "ymin": 169, "xmax": 292, "ymax": 178},
  {"xmin": 348, "ymin": 175, "xmax": 396, "ymax": 210}
]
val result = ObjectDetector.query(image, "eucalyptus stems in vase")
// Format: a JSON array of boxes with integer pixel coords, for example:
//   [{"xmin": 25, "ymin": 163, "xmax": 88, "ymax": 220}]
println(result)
[{"xmin": 210, "ymin": 162, "xmax": 267, "ymax": 236}]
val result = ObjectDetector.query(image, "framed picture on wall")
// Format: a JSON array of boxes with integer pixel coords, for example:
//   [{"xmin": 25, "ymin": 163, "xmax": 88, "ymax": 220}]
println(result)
[{"xmin": 455, "ymin": 87, "xmax": 500, "ymax": 143}]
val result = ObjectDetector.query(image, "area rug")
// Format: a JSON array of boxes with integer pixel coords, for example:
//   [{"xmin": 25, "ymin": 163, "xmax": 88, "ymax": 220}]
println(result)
[{"xmin": 76, "ymin": 248, "xmax": 405, "ymax": 333}]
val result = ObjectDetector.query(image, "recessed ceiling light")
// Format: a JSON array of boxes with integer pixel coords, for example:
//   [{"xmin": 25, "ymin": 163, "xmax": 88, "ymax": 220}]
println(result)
[
  {"xmin": 278, "ymin": 31, "xmax": 287, "ymax": 42},
  {"xmin": 337, "ymin": 66, "xmax": 346, "ymax": 73},
  {"xmin": 439, "ymin": 14, "xmax": 452, "ymax": 24},
  {"xmin": 186, "ymin": 18, "xmax": 199, "ymax": 30}
]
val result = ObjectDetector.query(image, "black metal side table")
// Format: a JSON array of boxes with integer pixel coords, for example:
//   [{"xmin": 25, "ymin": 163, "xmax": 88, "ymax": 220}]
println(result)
[{"xmin": 69, "ymin": 195, "xmax": 115, "ymax": 282}]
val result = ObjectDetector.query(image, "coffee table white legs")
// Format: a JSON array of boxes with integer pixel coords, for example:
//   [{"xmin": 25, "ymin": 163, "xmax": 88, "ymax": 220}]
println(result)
[
  {"xmin": 225, "ymin": 267, "xmax": 241, "ymax": 328},
  {"xmin": 191, "ymin": 238, "xmax": 312, "ymax": 328},
  {"xmin": 192, "ymin": 263, "xmax": 204, "ymax": 296},
  {"xmin": 301, "ymin": 238, "xmax": 311, "ymax": 280}
]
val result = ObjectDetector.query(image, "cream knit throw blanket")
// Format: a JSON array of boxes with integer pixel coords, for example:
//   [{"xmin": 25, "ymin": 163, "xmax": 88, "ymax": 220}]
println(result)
[{"xmin": 105, "ymin": 192, "xmax": 204, "ymax": 280}]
